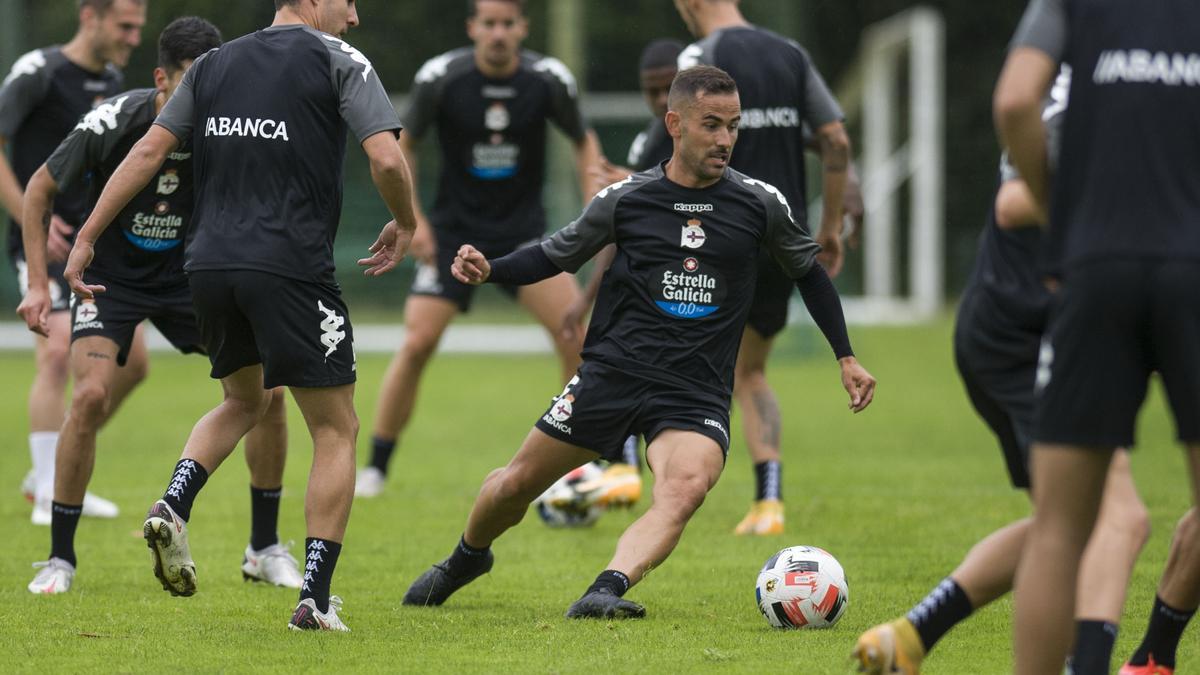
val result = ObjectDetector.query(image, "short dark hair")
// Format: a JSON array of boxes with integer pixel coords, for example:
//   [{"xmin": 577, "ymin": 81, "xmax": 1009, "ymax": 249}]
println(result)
[
  {"xmin": 78, "ymin": 0, "xmax": 145, "ymax": 14},
  {"xmin": 668, "ymin": 65, "xmax": 738, "ymax": 111},
  {"xmin": 639, "ymin": 39, "xmax": 684, "ymax": 72},
  {"xmin": 467, "ymin": 0, "xmax": 525, "ymax": 18},
  {"xmin": 158, "ymin": 17, "xmax": 222, "ymax": 72},
  {"xmin": 274, "ymin": 0, "xmax": 303, "ymax": 9}
]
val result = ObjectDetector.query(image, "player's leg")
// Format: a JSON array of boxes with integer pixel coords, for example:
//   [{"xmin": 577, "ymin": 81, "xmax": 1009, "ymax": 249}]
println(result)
[
  {"xmin": 27, "ymin": 336, "xmax": 120, "ymax": 594},
  {"xmin": 27, "ymin": 311, "xmax": 71, "ymax": 518},
  {"xmin": 103, "ymin": 323, "xmax": 149, "ymax": 422},
  {"xmin": 567, "ymin": 429, "xmax": 725, "ymax": 618},
  {"xmin": 1014, "ymin": 444, "xmax": 1114, "ymax": 675},
  {"xmin": 240, "ymin": 387, "xmax": 302, "ymax": 588},
  {"xmin": 361, "ymin": 294, "xmax": 459, "ymax": 496},
  {"xmin": 403, "ymin": 428, "xmax": 597, "ymax": 607},
  {"xmin": 732, "ymin": 325, "xmax": 784, "ymax": 535}
]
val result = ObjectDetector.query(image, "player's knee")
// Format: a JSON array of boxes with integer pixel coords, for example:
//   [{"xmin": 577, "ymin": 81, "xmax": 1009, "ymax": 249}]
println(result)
[
  {"xmin": 400, "ymin": 329, "xmax": 441, "ymax": 367},
  {"xmin": 657, "ymin": 473, "xmax": 710, "ymax": 518},
  {"xmin": 38, "ymin": 343, "xmax": 71, "ymax": 383},
  {"xmin": 70, "ymin": 379, "xmax": 112, "ymax": 424},
  {"xmin": 262, "ymin": 388, "xmax": 287, "ymax": 425},
  {"xmin": 1174, "ymin": 508, "xmax": 1200, "ymax": 551},
  {"xmin": 225, "ymin": 388, "xmax": 272, "ymax": 423},
  {"xmin": 1103, "ymin": 497, "xmax": 1152, "ymax": 550},
  {"xmin": 491, "ymin": 466, "xmax": 541, "ymax": 506}
]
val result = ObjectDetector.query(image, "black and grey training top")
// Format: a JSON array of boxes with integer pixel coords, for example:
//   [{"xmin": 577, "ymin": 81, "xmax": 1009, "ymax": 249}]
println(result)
[
  {"xmin": 627, "ymin": 117, "xmax": 672, "ymax": 172},
  {"xmin": 154, "ymin": 25, "xmax": 401, "ymax": 285},
  {"xmin": 0, "ymin": 46, "xmax": 122, "ymax": 257},
  {"xmin": 404, "ymin": 48, "xmax": 587, "ymax": 243}
]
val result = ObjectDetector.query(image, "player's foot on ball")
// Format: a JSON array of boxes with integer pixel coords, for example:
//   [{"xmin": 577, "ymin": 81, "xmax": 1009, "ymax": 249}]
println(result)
[
  {"xmin": 734, "ymin": 499, "xmax": 785, "ymax": 535},
  {"xmin": 577, "ymin": 463, "xmax": 643, "ymax": 509},
  {"xmin": 354, "ymin": 466, "xmax": 385, "ymax": 499},
  {"xmin": 27, "ymin": 557, "xmax": 75, "ymax": 594},
  {"xmin": 565, "ymin": 589, "xmax": 646, "ymax": 619},
  {"xmin": 242, "ymin": 541, "xmax": 303, "ymax": 588},
  {"xmin": 1119, "ymin": 656, "xmax": 1174, "ymax": 675},
  {"xmin": 288, "ymin": 596, "xmax": 350, "ymax": 632},
  {"xmin": 402, "ymin": 550, "xmax": 494, "ymax": 606},
  {"xmin": 143, "ymin": 500, "xmax": 197, "ymax": 597},
  {"xmin": 82, "ymin": 492, "xmax": 119, "ymax": 519},
  {"xmin": 853, "ymin": 618, "xmax": 925, "ymax": 675},
  {"xmin": 21, "ymin": 469, "xmax": 35, "ymax": 503}
]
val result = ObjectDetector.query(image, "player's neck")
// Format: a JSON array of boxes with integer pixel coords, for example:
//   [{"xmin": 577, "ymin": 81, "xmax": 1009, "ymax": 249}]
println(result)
[
  {"xmin": 696, "ymin": 8, "xmax": 750, "ymax": 37},
  {"xmin": 474, "ymin": 51, "xmax": 520, "ymax": 80},
  {"xmin": 272, "ymin": 8, "xmax": 313, "ymax": 31},
  {"xmin": 154, "ymin": 91, "xmax": 167, "ymax": 115},
  {"xmin": 61, "ymin": 33, "xmax": 107, "ymax": 74},
  {"xmin": 664, "ymin": 157, "xmax": 721, "ymax": 190}
]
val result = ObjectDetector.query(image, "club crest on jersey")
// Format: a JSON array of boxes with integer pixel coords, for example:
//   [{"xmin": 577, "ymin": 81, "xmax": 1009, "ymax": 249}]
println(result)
[
  {"xmin": 74, "ymin": 302, "xmax": 103, "ymax": 331},
  {"xmin": 681, "ymin": 219, "xmax": 707, "ymax": 249},
  {"xmin": 157, "ymin": 170, "xmax": 180, "ymax": 196},
  {"xmin": 485, "ymin": 102, "xmax": 510, "ymax": 131}
]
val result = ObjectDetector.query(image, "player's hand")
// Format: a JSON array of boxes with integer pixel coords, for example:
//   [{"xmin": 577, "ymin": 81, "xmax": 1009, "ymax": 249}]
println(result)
[
  {"xmin": 359, "ymin": 219, "xmax": 412, "ymax": 276},
  {"xmin": 589, "ymin": 158, "xmax": 631, "ymax": 196},
  {"xmin": 842, "ymin": 173, "xmax": 865, "ymax": 250},
  {"xmin": 410, "ymin": 215, "xmax": 436, "ymax": 265},
  {"xmin": 839, "ymin": 356, "xmax": 876, "ymax": 413},
  {"xmin": 816, "ymin": 228, "xmax": 845, "ymax": 278},
  {"xmin": 451, "ymin": 244, "xmax": 490, "ymax": 285},
  {"xmin": 559, "ymin": 296, "xmax": 589, "ymax": 343},
  {"xmin": 46, "ymin": 215, "xmax": 75, "ymax": 263},
  {"xmin": 64, "ymin": 241, "xmax": 105, "ymax": 299},
  {"xmin": 16, "ymin": 286, "xmax": 51, "ymax": 337}
]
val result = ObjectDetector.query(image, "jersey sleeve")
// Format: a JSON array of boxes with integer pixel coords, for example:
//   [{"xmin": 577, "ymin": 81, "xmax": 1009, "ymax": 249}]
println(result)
[
  {"xmin": 402, "ymin": 68, "xmax": 440, "ymax": 140},
  {"xmin": 1011, "ymin": 0, "xmax": 1067, "ymax": 63},
  {"xmin": 154, "ymin": 57, "xmax": 201, "ymax": 143},
  {"xmin": 677, "ymin": 36, "xmax": 718, "ymax": 70},
  {"xmin": 322, "ymin": 35, "xmax": 402, "ymax": 143},
  {"xmin": 540, "ymin": 181, "xmax": 624, "ymax": 272},
  {"xmin": 534, "ymin": 57, "xmax": 587, "ymax": 143},
  {"xmin": 0, "ymin": 49, "xmax": 54, "ymax": 139},
  {"xmin": 750, "ymin": 178, "xmax": 821, "ymax": 279},
  {"xmin": 795, "ymin": 45, "xmax": 845, "ymax": 127},
  {"xmin": 45, "ymin": 93, "xmax": 135, "ymax": 193}
]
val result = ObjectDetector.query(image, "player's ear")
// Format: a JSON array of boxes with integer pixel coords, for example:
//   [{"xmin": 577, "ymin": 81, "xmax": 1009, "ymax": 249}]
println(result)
[
  {"xmin": 666, "ymin": 110, "xmax": 683, "ymax": 139},
  {"xmin": 153, "ymin": 67, "xmax": 168, "ymax": 94}
]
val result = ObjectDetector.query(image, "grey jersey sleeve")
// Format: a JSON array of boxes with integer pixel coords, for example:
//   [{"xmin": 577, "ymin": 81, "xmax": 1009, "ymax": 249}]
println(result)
[
  {"xmin": 534, "ymin": 56, "xmax": 587, "ymax": 143},
  {"xmin": 1011, "ymin": 0, "xmax": 1067, "ymax": 62},
  {"xmin": 402, "ymin": 69, "xmax": 439, "ymax": 140},
  {"xmin": 677, "ymin": 35, "xmax": 718, "ymax": 70},
  {"xmin": 540, "ymin": 179, "xmax": 626, "ymax": 272},
  {"xmin": 320, "ymin": 34, "xmax": 401, "ymax": 143},
  {"xmin": 744, "ymin": 177, "xmax": 821, "ymax": 278},
  {"xmin": 794, "ymin": 44, "xmax": 844, "ymax": 127},
  {"xmin": 0, "ymin": 49, "xmax": 55, "ymax": 138},
  {"xmin": 46, "ymin": 92, "xmax": 137, "ymax": 192},
  {"xmin": 154, "ymin": 55, "xmax": 202, "ymax": 143}
]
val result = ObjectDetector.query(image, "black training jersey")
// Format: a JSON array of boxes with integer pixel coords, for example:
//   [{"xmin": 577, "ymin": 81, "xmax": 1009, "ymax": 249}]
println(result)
[
  {"xmin": 627, "ymin": 117, "xmax": 672, "ymax": 172},
  {"xmin": 0, "ymin": 46, "xmax": 122, "ymax": 258},
  {"xmin": 541, "ymin": 164, "xmax": 820, "ymax": 397},
  {"xmin": 679, "ymin": 26, "xmax": 842, "ymax": 226},
  {"xmin": 46, "ymin": 88, "xmax": 193, "ymax": 288},
  {"xmin": 404, "ymin": 48, "xmax": 588, "ymax": 243},
  {"xmin": 154, "ymin": 25, "xmax": 401, "ymax": 285},
  {"xmin": 1013, "ymin": 0, "xmax": 1200, "ymax": 266}
]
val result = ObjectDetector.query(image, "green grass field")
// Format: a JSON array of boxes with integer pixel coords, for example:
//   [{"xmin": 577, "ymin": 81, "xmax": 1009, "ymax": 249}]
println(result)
[{"xmin": 1, "ymin": 319, "xmax": 1195, "ymax": 673}]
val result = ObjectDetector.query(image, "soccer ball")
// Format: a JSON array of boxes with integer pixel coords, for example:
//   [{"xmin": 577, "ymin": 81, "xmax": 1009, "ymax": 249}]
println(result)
[
  {"xmin": 755, "ymin": 545, "xmax": 849, "ymax": 629},
  {"xmin": 533, "ymin": 463, "xmax": 604, "ymax": 528}
]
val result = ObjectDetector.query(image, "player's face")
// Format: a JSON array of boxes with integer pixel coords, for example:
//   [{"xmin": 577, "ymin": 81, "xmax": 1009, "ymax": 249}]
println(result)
[
  {"xmin": 87, "ymin": 0, "xmax": 146, "ymax": 68},
  {"xmin": 672, "ymin": 0, "xmax": 701, "ymax": 37},
  {"xmin": 468, "ymin": 1, "xmax": 528, "ymax": 69},
  {"xmin": 155, "ymin": 59, "xmax": 193, "ymax": 101},
  {"xmin": 670, "ymin": 91, "xmax": 740, "ymax": 182},
  {"xmin": 317, "ymin": 0, "xmax": 360, "ymax": 37},
  {"xmin": 641, "ymin": 65, "xmax": 677, "ymax": 119}
]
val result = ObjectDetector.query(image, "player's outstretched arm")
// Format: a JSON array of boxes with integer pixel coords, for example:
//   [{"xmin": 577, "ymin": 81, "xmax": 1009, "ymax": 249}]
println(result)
[
  {"xmin": 65, "ymin": 124, "xmax": 178, "ymax": 299},
  {"xmin": 397, "ymin": 132, "xmax": 435, "ymax": 264},
  {"xmin": 358, "ymin": 131, "xmax": 418, "ymax": 277},
  {"xmin": 15, "ymin": 166, "xmax": 62, "ymax": 336},
  {"xmin": 452, "ymin": 242, "xmax": 566, "ymax": 288}
]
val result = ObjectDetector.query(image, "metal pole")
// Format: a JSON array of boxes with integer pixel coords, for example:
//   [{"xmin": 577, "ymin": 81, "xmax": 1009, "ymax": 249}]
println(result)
[{"xmin": 545, "ymin": 0, "xmax": 585, "ymax": 226}]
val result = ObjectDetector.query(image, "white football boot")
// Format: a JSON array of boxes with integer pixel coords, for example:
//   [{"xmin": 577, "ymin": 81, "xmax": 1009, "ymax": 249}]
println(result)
[
  {"xmin": 28, "ymin": 558, "xmax": 75, "ymax": 594},
  {"xmin": 143, "ymin": 500, "xmax": 196, "ymax": 596},
  {"xmin": 354, "ymin": 466, "xmax": 385, "ymax": 498},
  {"xmin": 242, "ymin": 541, "xmax": 303, "ymax": 588},
  {"xmin": 288, "ymin": 596, "xmax": 350, "ymax": 632},
  {"xmin": 31, "ymin": 492, "xmax": 119, "ymax": 526},
  {"xmin": 21, "ymin": 469, "xmax": 35, "ymax": 502}
]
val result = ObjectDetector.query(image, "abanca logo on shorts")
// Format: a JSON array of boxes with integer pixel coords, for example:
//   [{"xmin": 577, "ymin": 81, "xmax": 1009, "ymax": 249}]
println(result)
[{"xmin": 205, "ymin": 116, "xmax": 290, "ymax": 141}]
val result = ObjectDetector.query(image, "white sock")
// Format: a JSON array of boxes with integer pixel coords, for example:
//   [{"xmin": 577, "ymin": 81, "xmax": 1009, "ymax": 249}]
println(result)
[{"xmin": 30, "ymin": 431, "xmax": 58, "ymax": 504}]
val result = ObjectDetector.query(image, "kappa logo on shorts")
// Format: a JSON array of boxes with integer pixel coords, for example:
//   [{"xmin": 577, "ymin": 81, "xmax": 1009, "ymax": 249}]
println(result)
[
  {"xmin": 317, "ymin": 301, "xmax": 346, "ymax": 358},
  {"xmin": 74, "ymin": 302, "xmax": 103, "ymax": 331}
]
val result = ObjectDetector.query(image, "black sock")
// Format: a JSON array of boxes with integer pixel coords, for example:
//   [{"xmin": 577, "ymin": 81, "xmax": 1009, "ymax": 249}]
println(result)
[
  {"xmin": 249, "ymin": 486, "xmax": 282, "ymax": 551},
  {"xmin": 369, "ymin": 436, "xmax": 396, "ymax": 475},
  {"xmin": 586, "ymin": 569, "xmax": 631, "ymax": 597},
  {"xmin": 1128, "ymin": 596, "xmax": 1196, "ymax": 668},
  {"xmin": 49, "ymin": 502, "xmax": 83, "ymax": 567},
  {"xmin": 754, "ymin": 460, "xmax": 782, "ymax": 501},
  {"xmin": 1070, "ymin": 620, "xmax": 1118, "ymax": 675},
  {"xmin": 162, "ymin": 459, "xmax": 209, "ymax": 522},
  {"xmin": 299, "ymin": 538, "xmax": 342, "ymax": 614},
  {"xmin": 446, "ymin": 535, "xmax": 490, "ymax": 574},
  {"xmin": 906, "ymin": 578, "xmax": 974, "ymax": 652}
]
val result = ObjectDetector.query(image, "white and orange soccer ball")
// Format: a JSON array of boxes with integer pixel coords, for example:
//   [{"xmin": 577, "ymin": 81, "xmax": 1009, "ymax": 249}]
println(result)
[
  {"xmin": 533, "ymin": 463, "xmax": 604, "ymax": 528},
  {"xmin": 755, "ymin": 545, "xmax": 849, "ymax": 629}
]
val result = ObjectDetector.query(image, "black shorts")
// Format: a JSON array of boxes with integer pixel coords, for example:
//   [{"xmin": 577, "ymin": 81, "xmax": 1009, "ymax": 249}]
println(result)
[
  {"xmin": 1035, "ymin": 260, "xmax": 1200, "ymax": 448},
  {"xmin": 534, "ymin": 360, "xmax": 732, "ymax": 457},
  {"xmin": 746, "ymin": 250, "xmax": 792, "ymax": 339},
  {"xmin": 954, "ymin": 289, "xmax": 1043, "ymax": 488},
  {"xmin": 188, "ymin": 270, "xmax": 355, "ymax": 389},
  {"xmin": 409, "ymin": 230, "xmax": 535, "ymax": 312},
  {"xmin": 70, "ymin": 277, "xmax": 203, "ymax": 366},
  {"xmin": 13, "ymin": 254, "xmax": 70, "ymax": 312}
]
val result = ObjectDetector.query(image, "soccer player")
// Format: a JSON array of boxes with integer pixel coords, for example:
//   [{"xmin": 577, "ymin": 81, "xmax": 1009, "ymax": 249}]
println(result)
[
  {"xmin": 357, "ymin": 0, "xmax": 604, "ymax": 498},
  {"xmin": 402, "ymin": 65, "xmax": 876, "ymax": 619},
  {"xmin": 0, "ymin": 0, "xmax": 146, "ymax": 524},
  {"xmin": 1120, "ymin": 511, "xmax": 1199, "ymax": 675},
  {"xmin": 63, "ymin": 0, "xmax": 416, "ymax": 631},
  {"xmin": 19, "ymin": 17, "xmax": 302, "ymax": 596},
  {"xmin": 853, "ymin": 67, "xmax": 1152, "ymax": 675},
  {"xmin": 993, "ymin": 0, "xmax": 1200, "ymax": 672},
  {"xmin": 672, "ymin": 0, "xmax": 853, "ymax": 536}
]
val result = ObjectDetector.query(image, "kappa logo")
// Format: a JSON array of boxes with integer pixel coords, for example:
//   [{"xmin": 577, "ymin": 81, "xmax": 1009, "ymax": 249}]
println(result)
[
  {"xmin": 677, "ymin": 44, "xmax": 704, "ymax": 71},
  {"xmin": 308, "ymin": 540, "xmax": 328, "ymax": 552},
  {"xmin": 742, "ymin": 177, "xmax": 795, "ymax": 223},
  {"xmin": 596, "ymin": 175, "xmax": 633, "ymax": 200},
  {"xmin": 674, "ymin": 203, "xmax": 714, "ymax": 214},
  {"xmin": 317, "ymin": 300, "xmax": 346, "ymax": 358},
  {"xmin": 681, "ymin": 219, "xmax": 707, "ymax": 249},
  {"xmin": 3, "ymin": 49, "xmax": 46, "ymax": 86},
  {"xmin": 75, "ymin": 95, "xmax": 129, "ymax": 136},
  {"xmin": 323, "ymin": 35, "xmax": 374, "ymax": 81},
  {"xmin": 1035, "ymin": 339, "xmax": 1054, "ymax": 392},
  {"xmin": 533, "ymin": 56, "xmax": 578, "ymax": 97},
  {"xmin": 415, "ymin": 52, "xmax": 454, "ymax": 84}
]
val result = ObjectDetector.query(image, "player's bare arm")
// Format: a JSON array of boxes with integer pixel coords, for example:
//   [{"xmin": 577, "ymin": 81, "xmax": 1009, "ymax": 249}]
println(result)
[
  {"xmin": 0, "ymin": 135, "xmax": 23, "ymax": 223},
  {"xmin": 560, "ymin": 243, "xmax": 616, "ymax": 341},
  {"xmin": 358, "ymin": 130, "xmax": 419, "ymax": 277},
  {"xmin": 994, "ymin": 47, "xmax": 1057, "ymax": 211},
  {"xmin": 814, "ymin": 120, "xmax": 850, "ymax": 277},
  {"xmin": 64, "ymin": 124, "xmax": 178, "ymax": 299},
  {"xmin": 397, "ymin": 131, "xmax": 436, "ymax": 264},
  {"xmin": 15, "ymin": 165, "xmax": 62, "ymax": 335},
  {"xmin": 995, "ymin": 177, "xmax": 1045, "ymax": 229}
]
